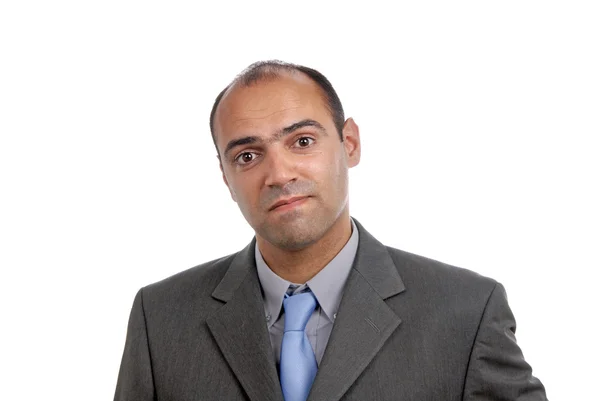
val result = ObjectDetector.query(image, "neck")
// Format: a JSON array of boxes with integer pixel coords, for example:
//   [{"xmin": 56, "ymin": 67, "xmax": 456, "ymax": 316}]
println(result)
[{"xmin": 256, "ymin": 210, "xmax": 352, "ymax": 284}]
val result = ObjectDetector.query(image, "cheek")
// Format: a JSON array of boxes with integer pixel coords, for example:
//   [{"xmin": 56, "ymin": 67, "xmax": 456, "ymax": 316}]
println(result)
[
  {"xmin": 298, "ymin": 151, "xmax": 347, "ymax": 195},
  {"xmin": 296, "ymin": 152, "xmax": 328, "ymax": 181},
  {"xmin": 229, "ymin": 176, "xmax": 258, "ymax": 206}
]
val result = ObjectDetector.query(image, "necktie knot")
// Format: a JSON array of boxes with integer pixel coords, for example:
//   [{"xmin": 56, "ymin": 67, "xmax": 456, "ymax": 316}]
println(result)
[{"xmin": 283, "ymin": 291, "xmax": 317, "ymax": 332}]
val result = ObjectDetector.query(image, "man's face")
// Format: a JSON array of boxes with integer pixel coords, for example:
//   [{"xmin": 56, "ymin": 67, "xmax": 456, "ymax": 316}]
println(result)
[{"xmin": 213, "ymin": 72, "xmax": 360, "ymax": 251}]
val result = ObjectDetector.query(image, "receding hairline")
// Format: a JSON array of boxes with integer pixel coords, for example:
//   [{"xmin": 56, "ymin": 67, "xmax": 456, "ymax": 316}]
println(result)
[
  {"xmin": 218, "ymin": 67, "xmax": 329, "ymax": 113},
  {"xmin": 209, "ymin": 60, "xmax": 346, "ymax": 157},
  {"xmin": 233, "ymin": 61, "xmax": 307, "ymax": 87},
  {"xmin": 213, "ymin": 69, "xmax": 333, "ymax": 137}
]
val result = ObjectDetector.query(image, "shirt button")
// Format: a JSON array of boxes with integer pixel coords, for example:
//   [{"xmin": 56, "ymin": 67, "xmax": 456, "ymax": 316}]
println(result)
[
  {"xmin": 266, "ymin": 314, "xmax": 271, "ymax": 322},
  {"xmin": 333, "ymin": 313, "xmax": 337, "ymax": 320}
]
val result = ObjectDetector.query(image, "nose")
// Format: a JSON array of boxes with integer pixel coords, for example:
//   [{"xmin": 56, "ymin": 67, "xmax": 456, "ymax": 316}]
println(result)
[{"xmin": 263, "ymin": 147, "xmax": 298, "ymax": 188}]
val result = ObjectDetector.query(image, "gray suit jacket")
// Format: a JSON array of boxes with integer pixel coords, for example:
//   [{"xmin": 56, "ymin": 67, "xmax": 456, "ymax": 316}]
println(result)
[{"xmin": 114, "ymin": 219, "xmax": 547, "ymax": 400}]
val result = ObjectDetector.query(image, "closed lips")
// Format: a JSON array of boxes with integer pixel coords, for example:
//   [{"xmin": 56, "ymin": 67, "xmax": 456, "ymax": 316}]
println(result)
[{"xmin": 269, "ymin": 196, "xmax": 308, "ymax": 210}]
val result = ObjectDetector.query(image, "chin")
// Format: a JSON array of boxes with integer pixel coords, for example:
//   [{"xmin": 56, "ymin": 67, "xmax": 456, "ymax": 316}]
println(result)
[{"xmin": 260, "ymin": 220, "xmax": 324, "ymax": 251}]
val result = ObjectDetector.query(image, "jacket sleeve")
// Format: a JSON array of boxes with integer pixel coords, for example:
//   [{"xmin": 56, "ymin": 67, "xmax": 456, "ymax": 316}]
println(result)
[
  {"xmin": 114, "ymin": 288, "xmax": 155, "ymax": 401},
  {"xmin": 463, "ymin": 283, "xmax": 547, "ymax": 400}
]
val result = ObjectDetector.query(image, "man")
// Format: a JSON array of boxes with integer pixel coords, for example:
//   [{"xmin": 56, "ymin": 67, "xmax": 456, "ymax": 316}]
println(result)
[{"xmin": 114, "ymin": 60, "xmax": 547, "ymax": 401}]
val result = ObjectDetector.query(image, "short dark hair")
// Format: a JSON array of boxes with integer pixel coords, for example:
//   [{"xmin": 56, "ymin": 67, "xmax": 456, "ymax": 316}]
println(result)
[{"xmin": 209, "ymin": 60, "xmax": 345, "ymax": 156}]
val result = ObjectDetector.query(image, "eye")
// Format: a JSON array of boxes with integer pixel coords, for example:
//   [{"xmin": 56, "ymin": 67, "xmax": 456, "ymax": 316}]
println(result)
[
  {"xmin": 294, "ymin": 137, "xmax": 315, "ymax": 148},
  {"xmin": 234, "ymin": 151, "xmax": 259, "ymax": 165}
]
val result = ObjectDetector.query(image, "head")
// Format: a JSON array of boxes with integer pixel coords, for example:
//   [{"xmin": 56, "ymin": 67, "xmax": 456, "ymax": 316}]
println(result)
[{"xmin": 210, "ymin": 60, "xmax": 361, "ymax": 251}]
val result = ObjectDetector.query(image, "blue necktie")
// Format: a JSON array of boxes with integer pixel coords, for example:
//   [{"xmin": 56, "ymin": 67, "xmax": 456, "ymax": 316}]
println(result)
[{"xmin": 280, "ymin": 291, "xmax": 318, "ymax": 401}]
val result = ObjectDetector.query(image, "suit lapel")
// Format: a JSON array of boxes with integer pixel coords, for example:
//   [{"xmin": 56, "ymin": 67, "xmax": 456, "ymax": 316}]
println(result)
[
  {"xmin": 206, "ymin": 240, "xmax": 284, "ymax": 401},
  {"xmin": 308, "ymin": 219, "xmax": 406, "ymax": 401}
]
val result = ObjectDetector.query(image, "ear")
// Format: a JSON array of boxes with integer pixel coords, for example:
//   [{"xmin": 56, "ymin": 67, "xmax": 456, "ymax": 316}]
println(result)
[
  {"xmin": 219, "ymin": 158, "xmax": 238, "ymax": 203},
  {"xmin": 342, "ymin": 118, "xmax": 361, "ymax": 168}
]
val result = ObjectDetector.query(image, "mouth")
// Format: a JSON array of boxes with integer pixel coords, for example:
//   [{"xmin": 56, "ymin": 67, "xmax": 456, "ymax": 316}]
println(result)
[{"xmin": 269, "ymin": 196, "xmax": 310, "ymax": 212}]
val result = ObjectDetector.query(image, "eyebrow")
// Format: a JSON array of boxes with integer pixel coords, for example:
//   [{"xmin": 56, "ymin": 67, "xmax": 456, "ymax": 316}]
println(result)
[
  {"xmin": 279, "ymin": 119, "xmax": 327, "ymax": 137},
  {"xmin": 223, "ymin": 119, "xmax": 327, "ymax": 158}
]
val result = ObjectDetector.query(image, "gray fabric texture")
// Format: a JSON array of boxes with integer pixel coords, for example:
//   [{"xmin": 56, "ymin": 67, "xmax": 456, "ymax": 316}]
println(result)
[{"xmin": 114, "ymin": 218, "xmax": 547, "ymax": 401}]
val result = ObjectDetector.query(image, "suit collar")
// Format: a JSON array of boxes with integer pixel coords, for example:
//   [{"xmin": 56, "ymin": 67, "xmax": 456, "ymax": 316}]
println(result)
[
  {"xmin": 307, "ymin": 218, "xmax": 405, "ymax": 401},
  {"xmin": 351, "ymin": 218, "xmax": 406, "ymax": 299},
  {"xmin": 211, "ymin": 238, "xmax": 256, "ymax": 302},
  {"xmin": 208, "ymin": 217, "xmax": 406, "ymax": 401},
  {"xmin": 207, "ymin": 240, "xmax": 284, "ymax": 401},
  {"xmin": 211, "ymin": 217, "xmax": 405, "ymax": 302}
]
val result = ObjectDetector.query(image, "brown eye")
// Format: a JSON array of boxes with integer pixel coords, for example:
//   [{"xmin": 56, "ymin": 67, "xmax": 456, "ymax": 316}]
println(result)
[
  {"xmin": 234, "ymin": 152, "xmax": 258, "ymax": 165},
  {"xmin": 296, "ymin": 137, "xmax": 314, "ymax": 147}
]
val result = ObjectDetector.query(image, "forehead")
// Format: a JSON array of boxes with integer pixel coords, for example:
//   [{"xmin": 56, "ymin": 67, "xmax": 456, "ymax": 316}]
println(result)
[{"xmin": 214, "ymin": 72, "xmax": 331, "ymax": 145}]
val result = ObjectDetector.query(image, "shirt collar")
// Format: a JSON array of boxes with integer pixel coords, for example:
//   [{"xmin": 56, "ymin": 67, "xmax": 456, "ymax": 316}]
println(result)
[
  {"xmin": 255, "ymin": 218, "xmax": 360, "ymax": 327},
  {"xmin": 255, "ymin": 248, "xmax": 291, "ymax": 328}
]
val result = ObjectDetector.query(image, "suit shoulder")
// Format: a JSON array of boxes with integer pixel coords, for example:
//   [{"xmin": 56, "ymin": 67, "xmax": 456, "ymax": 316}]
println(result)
[
  {"xmin": 385, "ymin": 245, "xmax": 498, "ymax": 297},
  {"xmin": 141, "ymin": 252, "xmax": 237, "ymax": 304}
]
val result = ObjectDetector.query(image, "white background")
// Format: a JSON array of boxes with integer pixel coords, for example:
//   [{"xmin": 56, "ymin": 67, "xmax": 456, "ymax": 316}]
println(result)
[{"xmin": 1, "ymin": 1, "xmax": 598, "ymax": 400}]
